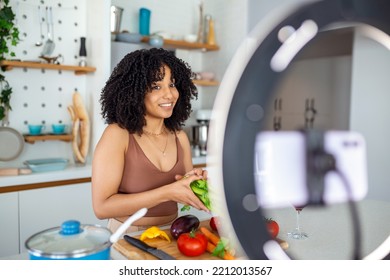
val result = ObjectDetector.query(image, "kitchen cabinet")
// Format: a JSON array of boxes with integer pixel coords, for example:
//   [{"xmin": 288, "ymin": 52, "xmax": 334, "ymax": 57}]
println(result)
[
  {"xmin": 0, "ymin": 192, "xmax": 19, "ymax": 258},
  {"xmin": 0, "ymin": 179, "xmax": 106, "ymax": 257},
  {"xmin": 18, "ymin": 182, "xmax": 106, "ymax": 253}
]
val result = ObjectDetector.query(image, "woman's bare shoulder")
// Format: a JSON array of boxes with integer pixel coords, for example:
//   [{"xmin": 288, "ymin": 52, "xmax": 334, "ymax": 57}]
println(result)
[
  {"xmin": 175, "ymin": 129, "xmax": 189, "ymax": 140},
  {"xmin": 98, "ymin": 124, "xmax": 129, "ymax": 146},
  {"xmin": 175, "ymin": 129, "xmax": 191, "ymax": 148},
  {"xmin": 103, "ymin": 123, "xmax": 128, "ymax": 136}
]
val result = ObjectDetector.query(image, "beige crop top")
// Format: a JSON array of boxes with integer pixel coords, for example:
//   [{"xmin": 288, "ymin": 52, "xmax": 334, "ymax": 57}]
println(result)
[{"xmin": 119, "ymin": 133, "xmax": 186, "ymax": 217}]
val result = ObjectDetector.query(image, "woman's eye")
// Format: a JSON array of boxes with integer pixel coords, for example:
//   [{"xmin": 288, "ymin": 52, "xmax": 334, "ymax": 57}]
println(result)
[
  {"xmin": 152, "ymin": 85, "xmax": 161, "ymax": 90},
  {"xmin": 170, "ymin": 83, "xmax": 176, "ymax": 88}
]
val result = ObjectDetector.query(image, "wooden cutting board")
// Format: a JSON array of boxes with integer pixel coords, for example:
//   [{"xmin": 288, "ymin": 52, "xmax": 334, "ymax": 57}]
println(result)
[
  {"xmin": 113, "ymin": 219, "xmax": 288, "ymax": 260},
  {"xmin": 0, "ymin": 168, "xmax": 32, "ymax": 176}
]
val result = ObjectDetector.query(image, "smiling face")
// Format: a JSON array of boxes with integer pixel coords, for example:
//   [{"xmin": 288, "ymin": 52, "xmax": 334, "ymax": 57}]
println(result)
[{"xmin": 144, "ymin": 65, "xmax": 179, "ymax": 121}]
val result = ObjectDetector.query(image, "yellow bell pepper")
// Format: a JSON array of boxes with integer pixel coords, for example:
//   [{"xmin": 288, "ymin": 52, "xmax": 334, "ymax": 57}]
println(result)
[{"xmin": 140, "ymin": 226, "xmax": 171, "ymax": 242}]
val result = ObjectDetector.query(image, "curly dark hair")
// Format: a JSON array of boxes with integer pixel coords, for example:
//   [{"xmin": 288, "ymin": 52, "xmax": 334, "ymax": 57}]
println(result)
[{"xmin": 100, "ymin": 48, "xmax": 198, "ymax": 134}]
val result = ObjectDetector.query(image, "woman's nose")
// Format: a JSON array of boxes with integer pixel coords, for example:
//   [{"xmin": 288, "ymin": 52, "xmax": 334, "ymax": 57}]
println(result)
[{"xmin": 162, "ymin": 86, "xmax": 174, "ymax": 98}]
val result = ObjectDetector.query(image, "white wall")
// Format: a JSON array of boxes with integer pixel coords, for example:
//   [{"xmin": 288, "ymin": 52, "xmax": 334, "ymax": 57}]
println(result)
[
  {"xmin": 112, "ymin": 0, "xmax": 198, "ymax": 37},
  {"xmin": 201, "ymin": 0, "xmax": 249, "ymax": 110},
  {"xmin": 264, "ymin": 56, "xmax": 352, "ymax": 131},
  {"xmin": 86, "ymin": 0, "xmax": 111, "ymax": 152},
  {"xmin": 350, "ymin": 32, "xmax": 390, "ymax": 201}
]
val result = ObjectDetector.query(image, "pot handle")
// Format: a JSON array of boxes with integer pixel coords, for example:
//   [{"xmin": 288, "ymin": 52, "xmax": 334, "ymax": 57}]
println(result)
[{"xmin": 109, "ymin": 208, "xmax": 148, "ymax": 243}]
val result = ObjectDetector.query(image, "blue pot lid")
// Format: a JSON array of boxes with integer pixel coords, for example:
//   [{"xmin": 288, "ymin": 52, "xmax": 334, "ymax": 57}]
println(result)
[{"xmin": 25, "ymin": 220, "xmax": 111, "ymax": 258}]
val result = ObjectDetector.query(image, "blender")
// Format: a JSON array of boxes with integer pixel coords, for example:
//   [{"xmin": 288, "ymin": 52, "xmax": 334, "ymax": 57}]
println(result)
[{"xmin": 192, "ymin": 110, "xmax": 212, "ymax": 156}]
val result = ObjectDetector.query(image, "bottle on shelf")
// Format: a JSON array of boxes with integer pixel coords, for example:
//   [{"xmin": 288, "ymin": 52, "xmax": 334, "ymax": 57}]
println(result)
[
  {"xmin": 196, "ymin": 1, "xmax": 204, "ymax": 43},
  {"xmin": 207, "ymin": 16, "xmax": 216, "ymax": 45},
  {"xmin": 203, "ymin": 14, "xmax": 211, "ymax": 44},
  {"xmin": 79, "ymin": 37, "xmax": 87, "ymax": 67}
]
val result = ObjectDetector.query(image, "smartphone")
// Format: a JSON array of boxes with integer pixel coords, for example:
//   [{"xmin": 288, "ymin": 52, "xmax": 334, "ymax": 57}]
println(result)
[{"xmin": 254, "ymin": 130, "xmax": 368, "ymax": 208}]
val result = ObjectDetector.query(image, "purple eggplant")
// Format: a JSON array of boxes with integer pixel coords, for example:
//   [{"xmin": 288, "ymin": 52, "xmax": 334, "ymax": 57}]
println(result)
[{"xmin": 170, "ymin": 215, "xmax": 200, "ymax": 239}]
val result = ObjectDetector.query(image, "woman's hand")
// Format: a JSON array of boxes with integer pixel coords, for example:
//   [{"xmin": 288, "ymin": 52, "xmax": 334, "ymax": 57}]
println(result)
[
  {"xmin": 172, "ymin": 169, "xmax": 210, "ymax": 212},
  {"xmin": 175, "ymin": 168, "xmax": 208, "ymax": 181}
]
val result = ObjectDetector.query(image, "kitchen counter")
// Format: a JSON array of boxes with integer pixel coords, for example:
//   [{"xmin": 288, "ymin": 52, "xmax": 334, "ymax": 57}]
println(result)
[
  {"xmin": 192, "ymin": 156, "xmax": 207, "ymax": 166},
  {"xmin": 0, "ymin": 156, "xmax": 207, "ymax": 191},
  {"xmin": 265, "ymin": 199, "xmax": 390, "ymax": 260},
  {"xmin": 0, "ymin": 163, "xmax": 92, "ymax": 191}
]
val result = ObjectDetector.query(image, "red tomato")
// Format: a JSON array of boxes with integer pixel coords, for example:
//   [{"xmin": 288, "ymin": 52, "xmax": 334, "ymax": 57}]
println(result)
[
  {"xmin": 209, "ymin": 216, "xmax": 220, "ymax": 232},
  {"xmin": 177, "ymin": 231, "xmax": 208, "ymax": 257},
  {"xmin": 266, "ymin": 219, "xmax": 279, "ymax": 238}
]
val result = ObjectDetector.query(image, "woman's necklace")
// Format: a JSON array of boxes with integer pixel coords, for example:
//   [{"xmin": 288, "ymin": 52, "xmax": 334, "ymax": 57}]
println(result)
[
  {"xmin": 144, "ymin": 128, "xmax": 168, "ymax": 156},
  {"xmin": 143, "ymin": 128, "xmax": 165, "ymax": 136}
]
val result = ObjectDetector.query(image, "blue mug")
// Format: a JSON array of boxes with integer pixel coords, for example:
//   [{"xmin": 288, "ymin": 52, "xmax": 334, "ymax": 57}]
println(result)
[
  {"xmin": 52, "ymin": 124, "xmax": 68, "ymax": 135},
  {"xmin": 28, "ymin": 124, "xmax": 45, "ymax": 135}
]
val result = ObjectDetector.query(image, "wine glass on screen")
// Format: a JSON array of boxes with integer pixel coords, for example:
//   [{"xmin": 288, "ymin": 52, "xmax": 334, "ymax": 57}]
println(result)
[{"xmin": 287, "ymin": 204, "xmax": 308, "ymax": 240}]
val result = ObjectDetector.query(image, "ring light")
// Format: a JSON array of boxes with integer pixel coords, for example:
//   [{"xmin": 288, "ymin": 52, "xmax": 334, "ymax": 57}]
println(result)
[{"xmin": 208, "ymin": 0, "xmax": 390, "ymax": 259}]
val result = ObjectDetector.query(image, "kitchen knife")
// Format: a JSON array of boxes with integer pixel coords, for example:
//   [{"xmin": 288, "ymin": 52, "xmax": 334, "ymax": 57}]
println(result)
[{"xmin": 123, "ymin": 235, "xmax": 176, "ymax": 260}]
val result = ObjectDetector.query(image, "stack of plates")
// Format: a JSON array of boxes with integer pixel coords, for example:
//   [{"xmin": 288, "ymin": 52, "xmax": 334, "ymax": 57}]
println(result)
[
  {"xmin": 24, "ymin": 158, "xmax": 69, "ymax": 172},
  {"xmin": 115, "ymin": 33, "xmax": 143, "ymax": 43}
]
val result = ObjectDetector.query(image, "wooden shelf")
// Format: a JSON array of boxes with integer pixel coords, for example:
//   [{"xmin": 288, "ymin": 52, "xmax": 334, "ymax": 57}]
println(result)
[
  {"xmin": 140, "ymin": 37, "xmax": 219, "ymax": 51},
  {"xmin": 193, "ymin": 79, "xmax": 219, "ymax": 86},
  {"xmin": 24, "ymin": 134, "xmax": 73, "ymax": 144},
  {"xmin": 0, "ymin": 60, "xmax": 96, "ymax": 75}
]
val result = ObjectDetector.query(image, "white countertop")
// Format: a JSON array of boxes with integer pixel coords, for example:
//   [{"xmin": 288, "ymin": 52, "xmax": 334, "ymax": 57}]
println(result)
[
  {"xmin": 0, "ymin": 164, "xmax": 93, "ymax": 188},
  {"xmin": 192, "ymin": 156, "xmax": 207, "ymax": 165},
  {"xmin": 0, "ymin": 157, "xmax": 207, "ymax": 188},
  {"xmin": 264, "ymin": 199, "xmax": 390, "ymax": 260}
]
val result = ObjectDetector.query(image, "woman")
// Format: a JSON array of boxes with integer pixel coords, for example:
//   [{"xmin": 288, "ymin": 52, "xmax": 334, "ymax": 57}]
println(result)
[{"xmin": 92, "ymin": 48, "xmax": 209, "ymax": 233}]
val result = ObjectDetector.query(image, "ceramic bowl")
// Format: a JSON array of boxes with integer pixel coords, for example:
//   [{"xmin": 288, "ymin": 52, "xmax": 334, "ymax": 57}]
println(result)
[
  {"xmin": 52, "ymin": 124, "xmax": 68, "ymax": 135},
  {"xmin": 28, "ymin": 124, "xmax": 45, "ymax": 135},
  {"xmin": 184, "ymin": 34, "xmax": 197, "ymax": 43},
  {"xmin": 199, "ymin": 72, "xmax": 215, "ymax": 81},
  {"xmin": 149, "ymin": 35, "xmax": 164, "ymax": 47}
]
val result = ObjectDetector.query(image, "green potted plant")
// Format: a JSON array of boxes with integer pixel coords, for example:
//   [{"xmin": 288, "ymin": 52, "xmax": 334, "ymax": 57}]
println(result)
[{"xmin": 0, "ymin": 0, "xmax": 20, "ymax": 125}]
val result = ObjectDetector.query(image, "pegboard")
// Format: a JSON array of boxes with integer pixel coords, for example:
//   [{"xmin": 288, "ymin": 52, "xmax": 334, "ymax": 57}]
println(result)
[
  {"xmin": 9, "ymin": 0, "xmax": 87, "ymax": 66},
  {"xmin": 2, "ymin": 0, "xmax": 89, "ymax": 165}
]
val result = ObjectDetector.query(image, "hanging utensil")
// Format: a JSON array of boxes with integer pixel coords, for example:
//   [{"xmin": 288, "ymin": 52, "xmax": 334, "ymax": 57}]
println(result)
[
  {"xmin": 41, "ymin": 6, "xmax": 55, "ymax": 56},
  {"xmin": 35, "ymin": 6, "xmax": 43, "ymax": 47}
]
